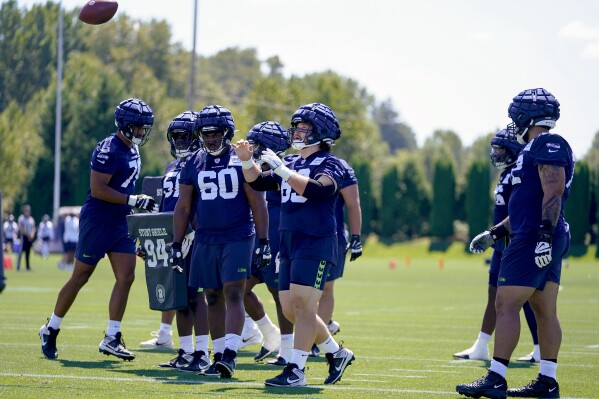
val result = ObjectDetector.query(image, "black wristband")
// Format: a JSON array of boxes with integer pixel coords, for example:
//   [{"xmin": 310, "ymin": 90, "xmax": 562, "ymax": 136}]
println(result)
[
  {"xmin": 259, "ymin": 238, "xmax": 269, "ymax": 246},
  {"xmin": 171, "ymin": 242, "xmax": 182, "ymax": 250},
  {"xmin": 351, "ymin": 234, "xmax": 360, "ymax": 241},
  {"xmin": 489, "ymin": 225, "xmax": 509, "ymax": 241},
  {"xmin": 539, "ymin": 219, "xmax": 555, "ymax": 234},
  {"xmin": 539, "ymin": 219, "xmax": 555, "ymax": 244}
]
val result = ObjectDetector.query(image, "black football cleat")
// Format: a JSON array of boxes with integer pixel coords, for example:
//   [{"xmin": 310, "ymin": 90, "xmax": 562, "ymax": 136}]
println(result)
[
  {"xmin": 507, "ymin": 374, "xmax": 559, "ymax": 398},
  {"xmin": 39, "ymin": 323, "xmax": 60, "ymax": 359},
  {"xmin": 264, "ymin": 363, "xmax": 306, "ymax": 387},
  {"xmin": 215, "ymin": 348, "xmax": 237, "ymax": 378},
  {"xmin": 456, "ymin": 370, "xmax": 507, "ymax": 399},
  {"xmin": 324, "ymin": 346, "xmax": 355, "ymax": 384},
  {"xmin": 98, "ymin": 332, "xmax": 135, "ymax": 361}
]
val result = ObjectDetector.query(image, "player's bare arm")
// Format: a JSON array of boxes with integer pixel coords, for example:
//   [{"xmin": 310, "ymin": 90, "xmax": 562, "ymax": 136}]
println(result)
[
  {"xmin": 90, "ymin": 170, "xmax": 130, "ymax": 204},
  {"xmin": 244, "ymin": 182, "xmax": 269, "ymax": 240},
  {"xmin": 538, "ymin": 164, "xmax": 565, "ymax": 226},
  {"xmin": 340, "ymin": 184, "xmax": 362, "ymax": 236},
  {"xmin": 172, "ymin": 183, "xmax": 193, "ymax": 244}
]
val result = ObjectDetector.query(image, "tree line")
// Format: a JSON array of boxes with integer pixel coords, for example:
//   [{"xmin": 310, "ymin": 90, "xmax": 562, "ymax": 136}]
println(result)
[{"xmin": 1, "ymin": 1, "xmax": 598, "ymax": 256}]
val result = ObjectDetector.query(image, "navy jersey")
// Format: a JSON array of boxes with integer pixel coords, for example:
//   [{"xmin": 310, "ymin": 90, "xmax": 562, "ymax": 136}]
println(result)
[
  {"xmin": 80, "ymin": 134, "xmax": 140, "ymax": 223},
  {"xmin": 335, "ymin": 159, "xmax": 358, "ymax": 240},
  {"xmin": 161, "ymin": 158, "xmax": 187, "ymax": 212},
  {"xmin": 492, "ymin": 168, "xmax": 515, "ymax": 252},
  {"xmin": 179, "ymin": 146, "xmax": 254, "ymax": 244},
  {"xmin": 508, "ymin": 132, "xmax": 575, "ymax": 235},
  {"xmin": 278, "ymin": 151, "xmax": 345, "ymax": 237}
]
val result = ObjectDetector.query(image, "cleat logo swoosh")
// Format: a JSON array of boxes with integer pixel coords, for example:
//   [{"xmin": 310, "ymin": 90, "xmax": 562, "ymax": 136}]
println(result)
[
  {"xmin": 494, "ymin": 384, "xmax": 504, "ymax": 388},
  {"xmin": 549, "ymin": 387, "xmax": 557, "ymax": 392}
]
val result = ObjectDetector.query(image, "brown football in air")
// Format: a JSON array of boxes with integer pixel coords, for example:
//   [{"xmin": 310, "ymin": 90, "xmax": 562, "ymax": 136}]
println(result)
[{"xmin": 78, "ymin": 0, "xmax": 118, "ymax": 25}]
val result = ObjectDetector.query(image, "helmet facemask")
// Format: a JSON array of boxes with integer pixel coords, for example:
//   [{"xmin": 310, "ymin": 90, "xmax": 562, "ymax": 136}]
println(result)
[
  {"xmin": 490, "ymin": 145, "xmax": 516, "ymax": 170},
  {"xmin": 289, "ymin": 122, "xmax": 320, "ymax": 150},
  {"xmin": 121, "ymin": 124, "xmax": 152, "ymax": 146},
  {"xmin": 200, "ymin": 127, "xmax": 229, "ymax": 156},
  {"xmin": 168, "ymin": 130, "xmax": 196, "ymax": 159}
]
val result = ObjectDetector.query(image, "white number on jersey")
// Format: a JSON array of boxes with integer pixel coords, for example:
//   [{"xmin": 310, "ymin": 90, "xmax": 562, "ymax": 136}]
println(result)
[
  {"xmin": 197, "ymin": 169, "xmax": 239, "ymax": 200},
  {"xmin": 281, "ymin": 168, "xmax": 310, "ymax": 203}
]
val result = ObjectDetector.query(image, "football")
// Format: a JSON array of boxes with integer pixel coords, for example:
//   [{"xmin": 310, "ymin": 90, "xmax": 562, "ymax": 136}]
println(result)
[{"xmin": 78, "ymin": 0, "xmax": 118, "ymax": 25}]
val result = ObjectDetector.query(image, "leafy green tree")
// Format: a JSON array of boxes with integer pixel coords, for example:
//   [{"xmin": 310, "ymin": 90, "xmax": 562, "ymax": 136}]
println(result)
[
  {"xmin": 380, "ymin": 165, "xmax": 399, "ymax": 240},
  {"xmin": 564, "ymin": 161, "xmax": 591, "ymax": 245},
  {"xmin": 465, "ymin": 159, "xmax": 491, "ymax": 245},
  {"xmin": 396, "ymin": 153, "xmax": 431, "ymax": 239},
  {"xmin": 0, "ymin": 101, "xmax": 44, "ymax": 211},
  {"xmin": 353, "ymin": 161, "xmax": 375, "ymax": 236},
  {"xmin": 421, "ymin": 130, "xmax": 463, "ymax": 184},
  {"xmin": 0, "ymin": 1, "xmax": 84, "ymax": 112},
  {"xmin": 430, "ymin": 158, "xmax": 456, "ymax": 238},
  {"xmin": 373, "ymin": 98, "xmax": 417, "ymax": 152}
]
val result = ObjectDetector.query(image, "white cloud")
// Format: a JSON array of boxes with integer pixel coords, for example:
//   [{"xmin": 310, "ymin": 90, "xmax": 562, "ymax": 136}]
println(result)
[
  {"xmin": 582, "ymin": 42, "xmax": 599, "ymax": 58},
  {"xmin": 469, "ymin": 31, "xmax": 495, "ymax": 42},
  {"xmin": 558, "ymin": 21, "xmax": 599, "ymax": 40}
]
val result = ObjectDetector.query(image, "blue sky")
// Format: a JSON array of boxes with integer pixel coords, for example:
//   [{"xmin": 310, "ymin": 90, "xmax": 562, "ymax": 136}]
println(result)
[{"xmin": 13, "ymin": 0, "xmax": 599, "ymax": 158}]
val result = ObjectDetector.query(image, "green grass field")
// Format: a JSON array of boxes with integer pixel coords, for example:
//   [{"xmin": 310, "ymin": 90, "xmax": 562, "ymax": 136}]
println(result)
[{"xmin": 1, "ymin": 241, "xmax": 598, "ymax": 398}]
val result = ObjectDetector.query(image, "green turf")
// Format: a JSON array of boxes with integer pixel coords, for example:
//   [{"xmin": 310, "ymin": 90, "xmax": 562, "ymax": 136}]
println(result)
[{"xmin": 1, "ymin": 243, "xmax": 598, "ymax": 398}]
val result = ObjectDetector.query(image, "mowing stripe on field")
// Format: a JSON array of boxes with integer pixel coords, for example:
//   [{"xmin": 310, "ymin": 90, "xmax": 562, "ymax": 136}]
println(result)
[
  {"xmin": 0, "ymin": 372, "xmax": 456, "ymax": 395},
  {"xmin": 0, "ymin": 373, "xmax": 594, "ymax": 399}
]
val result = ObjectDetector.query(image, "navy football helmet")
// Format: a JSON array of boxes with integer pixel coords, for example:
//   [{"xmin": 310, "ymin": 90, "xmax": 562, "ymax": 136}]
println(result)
[
  {"xmin": 490, "ymin": 129, "xmax": 523, "ymax": 170},
  {"xmin": 114, "ymin": 98, "xmax": 154, "ymax": 146},
  {"xmin": 507, "ymin": 88, "xmax": 560, "ymax": 144},
  {"xmin": 289, "ymin": 103, "xmax": 341, "ymax": 150},
  {"xmin": 167, "ymin": 111, "xmax": 199, "ymax": 159},
  {"xmin": 195, "ymin": 105, "xmax": 235, "ymax": 155},
  {"xmin": 247, "ymin": 121, "xmax": 290, "ymax": 160}
]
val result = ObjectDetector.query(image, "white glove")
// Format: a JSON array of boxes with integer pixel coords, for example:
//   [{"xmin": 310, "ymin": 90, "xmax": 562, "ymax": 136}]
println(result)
[
  {"xmin": 261, "ymin": 148, "xmax": 293, "ymax": 182},
  {"xmin": 534, "ymin": 241, "xmax": 552, "ymax": 267},
  {"xmin": 128, "ymin": 194, "xmax": 159, "ymax": 213},
  {"xmin": 469, "ymin": 231, "xmax": 495, "ymax": 254}
]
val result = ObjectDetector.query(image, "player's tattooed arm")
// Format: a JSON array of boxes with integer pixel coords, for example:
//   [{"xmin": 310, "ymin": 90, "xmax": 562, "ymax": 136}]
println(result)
[{"xmin": 538, "ymin": 164, "xmax": 565, "ymax": 227}]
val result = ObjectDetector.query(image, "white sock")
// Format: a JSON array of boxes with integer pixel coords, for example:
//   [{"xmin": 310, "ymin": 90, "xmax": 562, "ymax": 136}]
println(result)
[
  {"xmin": 256, "ymin": 314, "xmax": 278, "ymax": 333},
  {"xmin": 316, "ymin": 336, "xmax": 340, "ymax": 354},
  {"xmin": 489, "ymin": 360, "xmax": 508, "ymax": 378},
  {"xmin": 212, "ymin": 337, "xmax": 226, "ymax": 354},
  {"xmin": 290, "ymin": 349, "xmax": 310, "ymax": 369},
  {"xmin": 159, "ymin": 323, "xmax": 172, "ymax": 334},
  {"xmin": 242, "ymin": 314, "xmax": 258, "ymax": 337},
  {"xmin": 48, "ymin": 313, "xmax": 63, "ymax": 330},
  {"xmin": 106, "ymin": 320, "xmax": 121, "ymax": 337},
  {"xmin": 179, "ymin": 335, "xmax": 194, "ymax": 354},
  {"xmin": 477, "ymin": 331, "xmax": 492, "ymax": 346},
  {"xmin": 539, "ymin": 359, "xmax": 558, "ymax": 380},
  {"xmin": 195, "ymin": 334, "xmax": 210, "ymax": 354},
  {"xmin": 533, "ymin": 344, "xmax": 540, "ymax": 359},
  {"xmin": 279, "ymin": 334, "xmax": 294, "ymax": 361},
  {"xmin": 225, "ymin": 333, "xmax": 242, "ymax": 352}
]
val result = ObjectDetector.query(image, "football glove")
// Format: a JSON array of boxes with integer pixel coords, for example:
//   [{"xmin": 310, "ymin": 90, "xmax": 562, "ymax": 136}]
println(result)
[
  {"xmin": 253, "ymin": 239, "xmax": 272, "ymax": 270},
  {"xmin": 261, "ymin": 148, "xmax": 293, "ymax": 182},
  {"xmin": 169, "ymin": 242, "xmax": 184, "ymax": 274},
  {"xmin": 128, "ymin": 194, "xmax": 159, "ymax": 213},
  {"xmin": 135, "ymin": 244, "xmax": 146, "ymax": 260},
  {"xmin": 469, "ymin": 224, "xmax": 509, "ymax": 254},
  {"xmin": 535, "ymin": 220, "xmax": 554, "ymax": 268},
  {"xmin": 349, "ymin": 234, "xmax": 362, "ymax": 261}
]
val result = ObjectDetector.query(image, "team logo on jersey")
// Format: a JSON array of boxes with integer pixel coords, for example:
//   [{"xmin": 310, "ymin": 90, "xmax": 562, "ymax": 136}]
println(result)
[
  {"xmin": 228, "ymin": 155, "xmax": 242, "ymax": 166},
  {"xmin": 546, "ymin": 142, "xmax": 561, "ymax": 153},
  {"xmin": 156, "ymin": 284, "xmax": 166, "ymax": 303},
  {"xmin": 309, "ymin": 157, "xmax": 326, "ymax": 166}
]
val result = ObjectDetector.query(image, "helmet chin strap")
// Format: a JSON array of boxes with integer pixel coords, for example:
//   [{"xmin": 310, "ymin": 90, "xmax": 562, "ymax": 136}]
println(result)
[{"xmin": 291, "ymin": 140, "xmax": 319, "ymax": 151}]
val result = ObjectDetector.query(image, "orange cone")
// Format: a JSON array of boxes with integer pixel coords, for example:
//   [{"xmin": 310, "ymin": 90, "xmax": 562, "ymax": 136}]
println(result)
[
  {"xmin": 438, "ymin": 258, "xmax": 445, "ymax": 270},
  {"xmin": 3, "ymin": 256, "xmax": 14, "ymax": 270},
  {"xmin": 405, "ymin": 256, "xmax": 411, "ymax": 268},
  {"xmin": 389, "ymin": 259, "xmax": 397, "ymax": 269}
]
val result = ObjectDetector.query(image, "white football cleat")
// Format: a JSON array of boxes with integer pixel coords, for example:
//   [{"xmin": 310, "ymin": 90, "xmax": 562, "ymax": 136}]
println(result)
[
  {"xmin": 453, "ymin": 344, "xmax": 490, "ymax": 361},
  {"xmin": 139, "ymin": 330, "xmax": 174, "ymax": 350}
]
